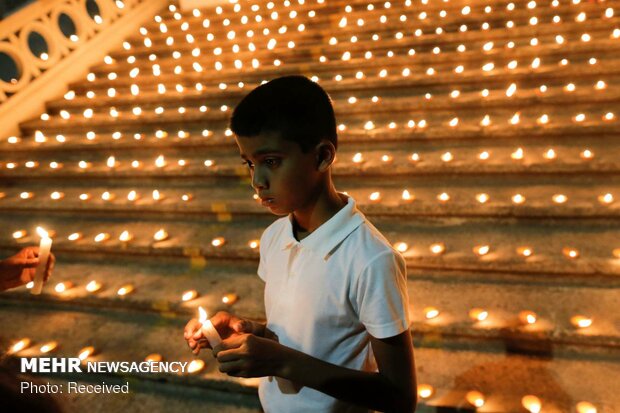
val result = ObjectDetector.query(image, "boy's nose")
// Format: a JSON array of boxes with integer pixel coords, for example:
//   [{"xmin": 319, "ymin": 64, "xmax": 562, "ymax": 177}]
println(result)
[{"xmin": 251, "ymin": 171, "xmax": 268, "ymax": 190}]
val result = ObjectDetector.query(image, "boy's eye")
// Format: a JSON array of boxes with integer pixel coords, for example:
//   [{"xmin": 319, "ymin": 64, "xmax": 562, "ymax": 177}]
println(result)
[
  {"xmin": 264, "ymin": 158, "xmax": 280, "ymax": 167},
  {"xmin": 241, "ymin": 160, "xmax": 254, "ymax": 168}
]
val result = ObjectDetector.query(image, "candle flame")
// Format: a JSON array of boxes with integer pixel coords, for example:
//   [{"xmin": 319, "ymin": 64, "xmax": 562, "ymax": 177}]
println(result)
[
  {"xmin": 187, "ymin": 359, "xmax": 205, "ymax": 373},
  {"xmin": 417, "ymin": 384, "xmax": 434, "ymax": 399},
  {"xmin": 154, "ymin": 229, "xmax": 168, "ymax": 241},
  {"xmin": 222, "ymin": 293, "xmax": 238, "ymax": 305},
  {"xmin": 55, "ymin": 282, "xmax": 70, "ymax": 293},
  {"xmin": 40, "ymin": 341, "xmax": 58, "ymax": 353},
  {"xmin": 36, "ymin": 226, "xmax": 49, "ymax": 238},
  {"xmin": 519, "ymin": 311, "xmax": 538, "ymax": 325},
  {"xmin": 78, "ymin": 346, "xmax": 95, "ymax": 360},
  {"xmin": 469, "ymin": 308, "xmax": 489, "ymax": 322},
  {"xmin": 117, "ymin": 284, "xmax": 134, "ymax": 296},
  {"xmin": 395, "ymin": 242, "xmax": 408, "ymax": 253},
  {"xmin": 182, "ymin": 290, "xmax": 198, "ymax": 301},
  {"xmin": 10, "ymin": 338, "xmax": 31, "ymax": 353},
  {"xmin": 145, "ymin": 353, "xmax": 163, "ymax": 362},
  {"xmin": 466, "ymin": 390, "xmax": 485, "ymax": 407},
  {"xmin": 424, "ymin": 307, "xmax": 440, "ymax": 319},
  {"xmin": 86, "ymin": 280, "xmax": 101, "ymax": 292},
  {"xmin": 198, "ymin": 306, "xmax": 207, "ymax": 324}
]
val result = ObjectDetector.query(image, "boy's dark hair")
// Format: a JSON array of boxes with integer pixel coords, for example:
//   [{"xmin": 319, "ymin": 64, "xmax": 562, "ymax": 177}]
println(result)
[{"xmin": 230, "ymin": 75, "xmax": 338, "ymax": 152}]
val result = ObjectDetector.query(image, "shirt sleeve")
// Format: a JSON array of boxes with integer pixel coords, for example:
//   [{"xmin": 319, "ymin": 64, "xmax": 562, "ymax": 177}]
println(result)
[{"xmin": 354, "ymin": 249, "xmax": 410, "ymax": 339}]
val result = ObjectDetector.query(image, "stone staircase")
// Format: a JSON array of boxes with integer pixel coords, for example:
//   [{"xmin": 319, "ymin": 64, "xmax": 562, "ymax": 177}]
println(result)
[{"xmin": 1, "ymin": 0, "xmax": 619, "ymax": 411}]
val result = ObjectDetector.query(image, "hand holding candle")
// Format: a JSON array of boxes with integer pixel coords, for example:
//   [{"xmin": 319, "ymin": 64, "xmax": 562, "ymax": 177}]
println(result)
[
  {"xmin": 198, "ymin": 307, "xmax": 222, "ymax": 348},
  {"xmin": 31, "ymin": 227, "xmax": 53, "ymax": 295},
  {"xmin": 0, "ymin": 246, "xmax": 54, "ymax": 292},
  {"xmin": 184, "ymin": 310, "xmax": 261, "ymax": 355}
]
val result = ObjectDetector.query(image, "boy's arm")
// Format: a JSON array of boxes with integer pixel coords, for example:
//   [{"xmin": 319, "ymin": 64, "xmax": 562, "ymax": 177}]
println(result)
[
  {"xmin": 215, "ymin": 329, "xmax": 417, "ymax": 413},
  {"xmin": 281, "ymin": 330, "xmax": 416, "ymax": 412}
]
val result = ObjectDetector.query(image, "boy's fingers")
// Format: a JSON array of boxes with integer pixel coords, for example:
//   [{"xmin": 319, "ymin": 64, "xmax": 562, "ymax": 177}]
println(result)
[
  {"xmin": 215, "ymin": 348, "xmax": 241, "ymax": 363},
  {"xmin": 213, "ymin": 334, "xmax": 246, "ymax": 355},
  {"xmin": 184, "ymin": 319, "xmax": 201, "ymax": 338},
  {"xmin": 21, "ymin": 259, "xmax": 40, "ymax": 269},
  {"xmin": 26, "ymin": 246, "xmax": 39, "ymax": 258},
  {"xmin": 22, "ymin": 268, "xmax": 35, "ymax": 283},
  {"xmin": 233, "ymin": 320, "xmax": 251, "ymax": 333}
]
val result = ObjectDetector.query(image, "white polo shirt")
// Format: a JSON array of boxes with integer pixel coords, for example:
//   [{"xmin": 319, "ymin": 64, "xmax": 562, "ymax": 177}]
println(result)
[{"xmin": 257, "ymin": 193, "xmax": 410, "ymax": 413}]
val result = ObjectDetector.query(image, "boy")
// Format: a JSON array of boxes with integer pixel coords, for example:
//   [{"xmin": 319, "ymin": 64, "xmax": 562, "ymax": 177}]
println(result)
[{"xmin": 184, "ymin": 76, "xmax": 416, "ymax": 412}]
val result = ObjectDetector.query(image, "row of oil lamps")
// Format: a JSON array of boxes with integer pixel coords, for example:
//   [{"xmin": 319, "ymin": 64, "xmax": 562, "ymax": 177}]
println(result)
[
  {"xmin": 38, "ymin": 105, "xmax": 617, "ymax": 125},
  {"xmin": 122, "ymin": 12, "xmax": 619, "ymax": 54},
  {"xmin": 422, "ymin": 307, "xmax": 595, "ymax": 329},
  {"xmin": 160, "ymin": 0, "xmax": 601, "ymax": 20},
  {"xmin": 21, "ymin": 278, "xmax": 239, "ymax": 305},
  {"xmin": 10, "ymin": 229, "xmax": 620, "ymax": 260},
  {"xmin": 89, "ymin": 24, "xmax": 620, "ymax": 75},
  {"xmin": 6, "ymin": 112, "xmax": 616, "ymax": 142},
  {"xmin": 159, "ymin": 0, "xmax": 607, "ymax": 22},
  {"xmin": 34, "ymin": 84, "xmax": 619, "ymax": 120},
  {"xmin": 11, "ymin": 229, "xmax": 247, "ymax": 247},
  {"xmin": 2, "ymin": 189, "xmax": 617, "ymax": 207},
  {"xmin": 62, "ymin": 77, "xmax": 613, "ymax": 101},
  {"xmin": 0, "ymin": 147, "xmax": 613, "ymax": 167},
  {"xmin": 17, "ymin": 109, "xmax": 619, "ymax": 133},
  {"xmin": 81, "ymin": 47, "xmax": 615, "ymax": 79},
  {"xmin": 13, "ymin": 281, "xmax": 600, "ymax": 332},
  {"xmin": 1, "ymin": 156, "xmax": 216, "ymax": 169},
  {"xmin": 101, "ymin": 35, "xmax": 616, "ymax": 73},
  {"xmin": 127, "ymin": 15, "xmax": 612, "ymax": 53},
  {"xmin": 145, "ymin": 1, "xmax": 615, "ymax": 42}
]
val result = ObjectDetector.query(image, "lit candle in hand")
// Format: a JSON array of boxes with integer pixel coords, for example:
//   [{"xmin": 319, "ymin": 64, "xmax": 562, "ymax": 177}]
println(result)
[
  {"xmin": 198, "ymin": 307, "xmax": 221, "ymax": 348},
  {"xmin": 31, "ymin": 227, "xmax": 52, "ymax": 295}
]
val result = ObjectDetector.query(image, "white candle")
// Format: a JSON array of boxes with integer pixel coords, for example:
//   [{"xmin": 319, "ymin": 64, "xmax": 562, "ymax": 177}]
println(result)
[
  {"xmin": 198, "ymin": 307, "xmax": 221, "ymax": 347},
  {"xmin": 31, "ymin": 227, "xmax": 52, "ymax": 295}
]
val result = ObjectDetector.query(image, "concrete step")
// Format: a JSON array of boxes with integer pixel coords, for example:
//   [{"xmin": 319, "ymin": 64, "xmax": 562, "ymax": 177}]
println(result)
[
  {"xmin": 412, "ymin": 346, "xmax": 618, "ymax": 412},
  {"xmin": 6, "ymin": 123, "xmax": 620, "ymax": 153},
  {"xmin": 42, "ymin": 80, "xmax": 620, "ymax": 117},
  {"xmin": 1, "ymin": 252, "xmax": 617, "ymax": 345},
  {"xmin": 70, "ymin": 35, "xmax": 620, "ymax": 94},
  {"xmin": 1, "ymin": 299, "xmax": 616, "ymax": 412},
  {"xmin": 112, "ymin": 16, "xmax": 619, "ymax": 69},
  {"xmin": 3, "ymin": 138, "xmax": 620, "ymax": 178},
  {"xmin": 149, "ymin": 0, "xmax": 607, "ymax": 37},
  {"xmin": 0, "ymin": 173, "xmax": 619, "ymax": 219},
  {"xmin": 1, "ymin": 210, "xmax": 620, "ymax": 276},
  {"xmin": 115, "ymin": 3, "xmax": 618, "ymax": 62},
  {"xmin": 16, "ymin": 97, "xmax": 620, "ymax": 140},
  {"xmin": 0, "ymin": 301, "xmax": 262, "ymax": 412}
]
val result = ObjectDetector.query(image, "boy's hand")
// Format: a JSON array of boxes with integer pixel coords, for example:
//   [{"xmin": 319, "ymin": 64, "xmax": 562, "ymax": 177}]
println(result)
[
  {"xmin": 184, "ymin": 311, "xmax": 260, "ymax": 355},
  {"xmin": 0, "ymin": 247, "xmax": 55, "ymax": 291},
  {"xmin": 213, "ymin": 333, "xmax": 288, "ymax": 378}
]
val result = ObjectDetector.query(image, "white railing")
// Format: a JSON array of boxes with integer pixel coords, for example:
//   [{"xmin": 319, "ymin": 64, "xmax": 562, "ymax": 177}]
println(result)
[{"xmin": 0, "ymin": 0, "xmax": 168, "ymax": 137}]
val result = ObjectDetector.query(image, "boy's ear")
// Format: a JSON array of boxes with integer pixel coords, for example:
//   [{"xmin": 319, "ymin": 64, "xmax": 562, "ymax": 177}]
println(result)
[{"xmin": 315, "ymin": 140, "xmax": 336, "ymax": 172}]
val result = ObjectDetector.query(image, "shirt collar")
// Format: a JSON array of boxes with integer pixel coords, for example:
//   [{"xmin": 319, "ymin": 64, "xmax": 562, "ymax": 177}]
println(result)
[{"xmin": 280, "ymin": 193, "xmax": 364, "ymax": 260}]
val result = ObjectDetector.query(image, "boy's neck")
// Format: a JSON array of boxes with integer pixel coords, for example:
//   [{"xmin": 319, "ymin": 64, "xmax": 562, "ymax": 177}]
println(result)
[{"xmin": 291, "ymin": 183, "xmax": 346, "ymax": 241}]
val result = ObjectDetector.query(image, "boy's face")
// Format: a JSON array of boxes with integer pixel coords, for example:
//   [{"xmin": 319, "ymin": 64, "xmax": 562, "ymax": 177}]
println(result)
[{"xmin": 235, "ymin": 131, "xmax": 322, "ymax": 216}]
